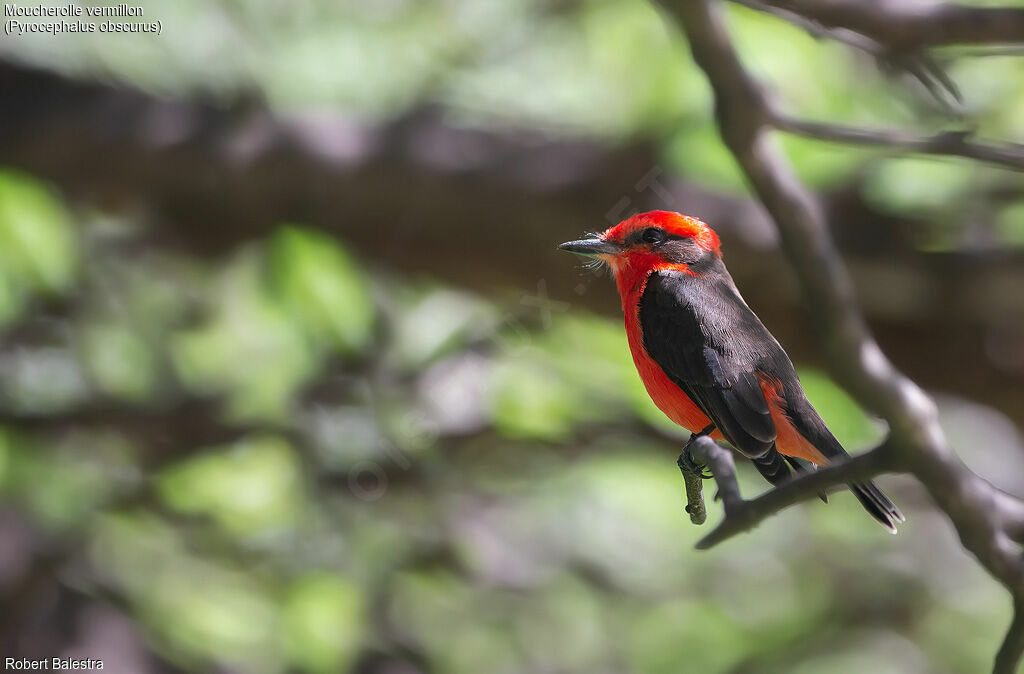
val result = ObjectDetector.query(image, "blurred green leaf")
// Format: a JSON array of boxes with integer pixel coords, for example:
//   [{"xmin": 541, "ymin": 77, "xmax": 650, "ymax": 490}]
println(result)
[
  {"xmin": 281, "ymin": 574, "xmax": 365, "ymax": 674},
  {"xmin": 157, "ymin": 435, "xmax": 304, "ymax": 536},
  {"xmin": 92, "ymin": 512, "xmax": 281, "ymax": 670},
  {"xmin": 0, "ymin": 170, "xmax": 76, "ymax": 325},
  {"xmin": 0, "ymin": 170, "xmax": 76, "ymax": 292},
  {"xmin": 779, "ymin": 135, "xmax": 876, "ymax": 190},
  {"xmin": 172, "ymin": 248, "xmax": 317, "ymax": 421},
  {"xmin": 268, "ymin": 226, "xmax": 374, "ymax": 354},
  {"xmin": 449, "ymin": 0, "xmax": 702, "ymax": 136},
  {"xmin": 1, "ymin": 432, "xmax": 133, "ymax": 529}
]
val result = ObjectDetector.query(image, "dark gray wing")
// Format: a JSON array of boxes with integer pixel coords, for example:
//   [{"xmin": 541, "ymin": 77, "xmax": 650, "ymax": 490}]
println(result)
[{"xmin": 639, "ymin": 270, "xmax": 776, "ymax": 458}]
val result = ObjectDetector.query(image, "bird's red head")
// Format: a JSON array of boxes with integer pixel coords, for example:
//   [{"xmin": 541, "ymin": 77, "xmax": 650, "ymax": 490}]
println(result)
[
  {"xmin": 559, "ymin": 210, "xmax": 721, "ymax": 294},
  {"xmin": 602, "ymin": 210, "xmax": 720, "ymax": 255}
]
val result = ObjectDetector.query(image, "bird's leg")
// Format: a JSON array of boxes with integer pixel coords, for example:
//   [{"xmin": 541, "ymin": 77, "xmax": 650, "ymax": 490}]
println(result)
[{"xmin": 677, "ymin": 424, "xmax": 716, "ymax": 480}]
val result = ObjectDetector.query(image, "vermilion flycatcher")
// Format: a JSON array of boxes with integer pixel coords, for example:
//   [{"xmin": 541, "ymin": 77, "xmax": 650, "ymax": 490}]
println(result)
[{"xmin": 560, "ymin": 210, "xmax": 903, "ymax": 531}]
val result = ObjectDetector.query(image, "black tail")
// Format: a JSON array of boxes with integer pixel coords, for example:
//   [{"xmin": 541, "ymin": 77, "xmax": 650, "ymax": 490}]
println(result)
[
  {"xmin": 757, "ymin": 448, "xmax": 904, "ymax": 531},
  {"xmin": 850, "ymin": 480, "xmax": 905, "ymax": 533}
]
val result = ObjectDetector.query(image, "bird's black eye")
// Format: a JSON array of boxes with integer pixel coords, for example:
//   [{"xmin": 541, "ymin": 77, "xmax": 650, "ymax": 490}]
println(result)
[{"xmin": 641, "ymin": 227, "xmax": 666, "ymax": 245}]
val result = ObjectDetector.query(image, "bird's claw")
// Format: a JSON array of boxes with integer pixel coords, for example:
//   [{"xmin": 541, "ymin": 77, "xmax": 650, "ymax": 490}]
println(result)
[{"xmin": 677, "ymin": 444, "xmax": 713, "ymax": 480}]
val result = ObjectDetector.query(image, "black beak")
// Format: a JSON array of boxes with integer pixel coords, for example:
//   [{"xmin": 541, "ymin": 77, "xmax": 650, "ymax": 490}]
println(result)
[{"xmin": 558, "ymin": 238, "xmax": 623, "ymax": 257}]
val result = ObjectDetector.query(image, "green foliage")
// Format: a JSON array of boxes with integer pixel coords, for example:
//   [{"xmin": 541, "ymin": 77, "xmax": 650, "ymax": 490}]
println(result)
[
  {"xmin": 268, "ymin": 226, "xmax": 374, "ymax": 354},
  {"xmin": 90, "ymin": 512, "xmax": 281, "ymax": 671},
  {"xmin": 157, "ymin": 435, "xmax": 304, "ymax": 536},
  {"xmin": 0, "ymin": 431, "xmax": 132, "ymax": 530},
  {"xmin": 281, "ymin": 574, "xmax": 365, "ymax": 674},
  {"xmin": 0, "ymin": 170, "xmax": 76, "ymax": 325},
  {"xmin": 171, "ymin": 248, "xmax": 320, "ymax": 421}
]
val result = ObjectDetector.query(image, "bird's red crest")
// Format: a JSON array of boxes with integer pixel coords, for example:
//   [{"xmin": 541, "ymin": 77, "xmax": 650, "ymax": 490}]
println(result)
[{"xmin": 604, "ymin": 210, "xmax": 721, "ymax": 254}]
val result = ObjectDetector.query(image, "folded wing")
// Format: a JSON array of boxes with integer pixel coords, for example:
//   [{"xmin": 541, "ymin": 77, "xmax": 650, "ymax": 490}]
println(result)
[{"xmin": 639, "ymin": 270, "xmax": 776, "ymax": 458}]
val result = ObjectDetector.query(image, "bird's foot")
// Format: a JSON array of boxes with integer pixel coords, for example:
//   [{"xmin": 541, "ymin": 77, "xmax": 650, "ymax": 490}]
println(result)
[
  {"xmin": 677, "ymin": 449, "xmax": 713, "ymax": 479},
  {"xmin": 677, "ymin": 430, "xmax": 714, "ymax": 480}
]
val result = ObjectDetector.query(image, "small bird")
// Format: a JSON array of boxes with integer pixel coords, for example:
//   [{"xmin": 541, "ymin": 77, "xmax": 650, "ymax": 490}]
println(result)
[{"xmin": 559, "ymin": 210, "xmax": 903, "ymax": 532}]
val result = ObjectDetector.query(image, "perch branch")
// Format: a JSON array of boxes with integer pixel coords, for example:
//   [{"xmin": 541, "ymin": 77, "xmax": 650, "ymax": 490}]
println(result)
[{"xmin": 694, "ymin": 441, "xmax": 892, "ymax": 550}]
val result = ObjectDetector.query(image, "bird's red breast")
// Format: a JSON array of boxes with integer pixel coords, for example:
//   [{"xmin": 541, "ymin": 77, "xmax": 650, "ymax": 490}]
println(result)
[{"xmin": 621, "ymin": 266, "xmax": 721, "ymax": 437}]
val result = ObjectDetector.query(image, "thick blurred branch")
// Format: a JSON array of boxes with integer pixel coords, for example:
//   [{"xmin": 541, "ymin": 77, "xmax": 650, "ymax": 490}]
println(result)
[
  {"xmin": 1, "ymin": 59, "xmax": 1023, "ymax": 423},
  {"xmin": 659, "ymin": 1, "xmax": 1024, "ymax": 671},
  {"xmin": 0, "ymin": 60, "xmax": 754, "ymax": 301},
  {"xmin": 0, "ymin": 399, "xmax": 248, "ymax": 454}
]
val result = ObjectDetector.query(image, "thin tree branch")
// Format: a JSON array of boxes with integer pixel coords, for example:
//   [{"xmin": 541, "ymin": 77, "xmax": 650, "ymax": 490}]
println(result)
[
  {"xmin": 745, "ymin": 0, "xmax": 1024, "ymax": 50},
  {"xmin": 731, "ymin": 0, "xmax": 879, "ymax": 54},
  {"xmin": 772, "ymin": 114, "xmax": 1024, "ymax": 172}
]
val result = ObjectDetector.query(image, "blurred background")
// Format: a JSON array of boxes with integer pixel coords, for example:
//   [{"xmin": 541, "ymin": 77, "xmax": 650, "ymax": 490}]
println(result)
[{"xmin": 2, "ymin": 1, "xmax": 1024, "ymax": 672}]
